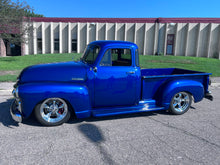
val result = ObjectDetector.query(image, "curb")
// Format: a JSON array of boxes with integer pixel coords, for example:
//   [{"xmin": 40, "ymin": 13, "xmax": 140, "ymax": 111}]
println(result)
[
  {"xmin": 0, "ymin": 90, "xmax": 12, "ymax": 96},
  {"xmin": 211, "ymin": 83, "xmax": 220, "ymax": 87}
]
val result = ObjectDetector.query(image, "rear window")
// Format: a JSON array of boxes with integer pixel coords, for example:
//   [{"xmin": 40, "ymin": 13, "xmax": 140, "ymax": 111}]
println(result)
[{"xmin": 100, "ymin": 48, "xmax": 132, "ymax": 66}]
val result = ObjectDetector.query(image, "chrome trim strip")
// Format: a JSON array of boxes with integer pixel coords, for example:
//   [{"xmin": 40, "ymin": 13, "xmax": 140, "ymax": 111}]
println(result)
[{"xmin": 71, "ymin": 78, "xmax": 84, "ymax": 81}]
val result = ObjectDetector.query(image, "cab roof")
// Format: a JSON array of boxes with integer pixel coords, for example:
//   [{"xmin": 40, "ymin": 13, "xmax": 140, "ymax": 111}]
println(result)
[{"xmin": 89, "ymin": 40, "xmax": 138, "ymax": 49}]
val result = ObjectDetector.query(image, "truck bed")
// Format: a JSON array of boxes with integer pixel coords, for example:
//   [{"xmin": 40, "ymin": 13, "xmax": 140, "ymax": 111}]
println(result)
[
  {"xmin": 141, "ymin": 68, "xmax": 211, "ymax": 100},
  {"xmin": 141, "ymin": 68, "xmax": 211, "ymax": 78}
]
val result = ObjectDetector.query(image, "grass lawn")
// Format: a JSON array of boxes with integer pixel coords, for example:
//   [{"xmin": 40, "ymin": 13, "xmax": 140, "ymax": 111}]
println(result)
[{"xmin": 0, "ymin": 53, "xmax": 219, "ymax": 82}]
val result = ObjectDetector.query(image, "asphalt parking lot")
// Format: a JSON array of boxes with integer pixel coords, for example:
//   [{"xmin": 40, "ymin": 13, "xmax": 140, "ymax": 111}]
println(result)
[{"xmin": 0, "ymin": 84, "xmax": 219, "ymax": 165}]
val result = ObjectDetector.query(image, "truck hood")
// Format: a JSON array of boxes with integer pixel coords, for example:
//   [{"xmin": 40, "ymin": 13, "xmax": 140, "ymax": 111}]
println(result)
[{"xmin": 19, "ymin": 61, "xmax": 88, "ymax": 84}]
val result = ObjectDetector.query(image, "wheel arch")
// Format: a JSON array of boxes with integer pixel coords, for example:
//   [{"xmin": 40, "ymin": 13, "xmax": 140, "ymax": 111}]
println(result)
[
  {"xmin": 18, "ymin": 82, "xmax": 92, "ymax": 119},
  {"xmin": 155, "ymin": 79, "xmax": 204, "ymax": 109}
]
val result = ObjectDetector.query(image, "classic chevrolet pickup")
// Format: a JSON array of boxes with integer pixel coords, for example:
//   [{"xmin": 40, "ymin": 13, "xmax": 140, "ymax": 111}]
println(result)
[{"xmin": 10, "ymin": 41, "xmax": 213, "ymax": 126}]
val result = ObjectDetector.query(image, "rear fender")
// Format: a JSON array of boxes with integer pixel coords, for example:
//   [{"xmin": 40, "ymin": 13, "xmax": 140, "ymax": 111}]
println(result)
[
  {"xmin": 155, "ymin": 80, "xmax": 204, "ymax": 109},
  {"xmin": 18, "ymin": 83, "xmax": 91, "ymax": 118}
]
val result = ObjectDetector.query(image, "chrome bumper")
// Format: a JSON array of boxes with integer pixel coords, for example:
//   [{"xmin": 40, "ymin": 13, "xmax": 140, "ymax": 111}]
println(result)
[
  {"xmin": 10, "ymin": 99, "xmax": 22, "ymax": 123},
  {"xmin": 205, "ymin": 91, "xmax": 213, "ymax": 101}
]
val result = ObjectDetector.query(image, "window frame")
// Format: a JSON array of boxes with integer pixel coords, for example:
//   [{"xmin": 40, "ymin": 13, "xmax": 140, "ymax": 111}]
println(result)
[
  {"xmin": 81, "ymin": 45, "xmax": 101, "ymax": 65},
  {"xmin": 135, "ymin": 49, "xmax": 140, "ymax": 67}
]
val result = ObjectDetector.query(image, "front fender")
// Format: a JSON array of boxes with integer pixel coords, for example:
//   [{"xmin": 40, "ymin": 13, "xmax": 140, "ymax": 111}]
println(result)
[
  {"xmin": 18, "ymin": 82, "xmax": 91, "ymax": 118},
  {"xmin": 155, "ymin": 79, "xmax": 204, "ymax": 109}
]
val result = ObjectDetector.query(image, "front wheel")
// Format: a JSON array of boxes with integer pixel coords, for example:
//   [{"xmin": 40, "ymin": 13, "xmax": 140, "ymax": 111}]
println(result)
[
  {"xmin": 169, "ymin": 92, "xmax": 192, "ymax": 115},
  {"xmin": 35, "ymin": 98, "xmax": 71, "ymax": 126}
]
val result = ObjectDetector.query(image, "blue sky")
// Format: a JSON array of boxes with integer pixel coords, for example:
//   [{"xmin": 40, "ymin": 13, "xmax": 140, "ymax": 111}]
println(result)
[{"xmin": 24, "ymin": 0, "xmax": 220, "ymax": 18}]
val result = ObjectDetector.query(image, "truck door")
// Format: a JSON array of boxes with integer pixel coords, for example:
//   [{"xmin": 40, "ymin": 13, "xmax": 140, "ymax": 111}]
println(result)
[{"xmin": 94, "ymin": 48, "xmax": 138, "ymax": 107}]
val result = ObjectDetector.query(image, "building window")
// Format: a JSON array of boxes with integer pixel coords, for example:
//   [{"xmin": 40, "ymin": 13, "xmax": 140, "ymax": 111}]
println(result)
[
  {"xmin": 37, "ymin": 38, "xmax": 42, "ymax": 53},
  {"xmin": 72, "ymin": 39, "xmax": 77, "ymax": 52},
  {"xmin": 54, "ymin": 39, "xmax": 59, "ymax": 53},
  {"xmin": 166, "ymin": 34, "xmax": 175, "ymax": 55}
]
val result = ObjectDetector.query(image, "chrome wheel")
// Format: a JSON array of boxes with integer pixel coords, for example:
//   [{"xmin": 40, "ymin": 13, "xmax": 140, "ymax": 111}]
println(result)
[
  {"xmin": 169, "ymin": 92, "xmax": 192, "ymax": 115},
  {"xmin": 39, "ymin": 98, "xmax": 68, "ymax": 124}
]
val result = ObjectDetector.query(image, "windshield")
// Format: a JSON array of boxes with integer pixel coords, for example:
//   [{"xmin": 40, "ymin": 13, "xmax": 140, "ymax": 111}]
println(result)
[{"xmin": 81, "ymin": 45, "xmax": 100, "ymax": 64}]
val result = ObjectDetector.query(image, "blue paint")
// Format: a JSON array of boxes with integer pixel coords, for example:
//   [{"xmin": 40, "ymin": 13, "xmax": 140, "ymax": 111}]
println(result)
[{"xmin": 11, "ymin": 41, "xmax": 212, "ymax": 122}]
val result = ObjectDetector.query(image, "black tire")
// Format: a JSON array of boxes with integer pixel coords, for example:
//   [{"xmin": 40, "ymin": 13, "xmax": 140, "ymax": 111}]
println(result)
[
  {"xmin": 34, "ymin": 98, "xmax": 71, "ymax": 126},
  {"xmin": 169, "ymin": 92, "xmax": 192, "ymax": 115}
]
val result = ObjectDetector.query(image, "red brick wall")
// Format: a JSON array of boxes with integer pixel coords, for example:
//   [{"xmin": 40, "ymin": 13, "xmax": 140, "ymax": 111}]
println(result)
[{"xmin": 0, "ymin": 38, "xmax": 6, "ymax": 57}]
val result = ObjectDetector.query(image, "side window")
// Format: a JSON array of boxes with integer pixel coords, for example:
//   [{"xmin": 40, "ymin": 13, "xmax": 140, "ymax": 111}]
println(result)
[
  {"xmin": 135, "ymin": 49, "xmax": 140, "ymax": 67},
  {"xmin": 100, "ymin": 48, "xmax": 132, "ymax": 66},
  {"xmin": 100, "ymin": 49, "xmax": 112, "ymax": 66}
]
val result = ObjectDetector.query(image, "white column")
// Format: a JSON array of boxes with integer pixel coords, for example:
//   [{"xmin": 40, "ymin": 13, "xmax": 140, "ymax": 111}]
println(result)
[
  {"xmin": 163, "ymin": 23, "xmax": 168, "ymax": 55},
  {"xmin": 23, "ymin": 22, "xmax": 29, "ymax": 55},
  {"xmin": 68, "ymin": 22, "xmax": 72, "ymax": 53},
  {"xmin": 184, "ymin": 23, "xmax": 189, "ymax": 56},
  {"xmin": 50, "ymin": 22, "xmax": 54, "ymax": 54},
  {"xmin": 59, "ymin": 22, "xmax": 62, "ymax": 54},
  {"xmin": 23, "ymin": 41, "xmax": 29, "ymax": 55},
  {"xmin": 105, "ymin": 23, "xmax": 108, "ymax": 40},
  {"xmin": 143, "ymin": 23, "xmax": 147, "ymax": 55},
  {"xmin": 134, "ymin": 23, "xmax": 137, "ymax": 43},
  {"xmin": 86, "ymin": 23, "xmax": 89, "ymax": 45},
  {"xmin": 153, "ymin": 23, "xmax": 158, "ymax": 55},
  {"xmin": 114, "ymin": 23, "xmax": 117, "ymax": 40},
  {"xmin": 196, "ymin": 23, "xmax": 201, "ymax": 57},
  {"xmin": 207, "ymin": 23, "xmax": 213, "ymax": 58},
  {"xmin": 77, "ymin": 23, "xmax": 80, "ymax": 53},
  {"xmin": 33, "ymin": 22, "xmax": 37, "ymax": 55},
  {"xmin": 124, "ymin": 23, "xmax": 127, "ymax": 41},
  {"xmin": 218, "ymin": 25, "xmax": 220, "ymax": 59},
  {"xmin": 156, "ymin": 23, "xmax": 161, "ymax": 55},
  {"xmin": 219, "ymin": 34, "xmax": 220, "ymax": 59},
  {"xmin": 96, "ymin": 23, "xmax": 99, "ymax": 40},
  {"xmin": 174, "ymin": 23, "xmax": 179, "ymax": 56},
  {"xmin": 42, "ymin": 22, "xmax": 45, "ymax": 54}
]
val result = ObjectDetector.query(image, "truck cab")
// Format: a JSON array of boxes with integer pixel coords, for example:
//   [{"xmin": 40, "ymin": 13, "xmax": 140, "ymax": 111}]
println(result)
[
  {"xmin": 81, "ymin": 41, "xmax": 141, "ymax": 107},
  {"xmin": 10, "ymin": 41, "xmax": 213, "ymax": 126}
]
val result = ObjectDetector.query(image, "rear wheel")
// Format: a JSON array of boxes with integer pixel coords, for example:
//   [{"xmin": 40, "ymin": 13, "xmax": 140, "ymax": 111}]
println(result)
[
  {"xmin": 169, "ymin": 92, "xmax": 192, "ymax": 115},
  {"xmin": 35, "ymin": 98, "xmax": 70, "ymax": 126}
]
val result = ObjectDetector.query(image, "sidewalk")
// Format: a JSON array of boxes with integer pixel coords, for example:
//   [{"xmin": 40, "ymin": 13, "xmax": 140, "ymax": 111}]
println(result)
[
  {"xmin": 0, "ymin": 78, "xmax": 220, "ymax": 96},
  {"xmin": 211, "ymin": 77, "xmax": 220, "ymax": 83},
  {"xmin": 0, "ymin": 82, "xmax": 14, "ymax": 96}
]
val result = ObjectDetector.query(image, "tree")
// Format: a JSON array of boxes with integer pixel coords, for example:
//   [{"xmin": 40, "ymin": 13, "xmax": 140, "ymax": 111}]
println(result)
[
  {"xmin": 0, "ymin": 0, "xmax": 43, "ymax": 47},
  {"xmin": 24, "ymin": 9, "xmax": 44, "ymax": 18}
]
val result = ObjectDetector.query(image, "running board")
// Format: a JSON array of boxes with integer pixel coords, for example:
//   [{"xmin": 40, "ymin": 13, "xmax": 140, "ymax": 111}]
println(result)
[{"xmin": 92, "ymin": 100, "xmax": 165, "ymax": 117}]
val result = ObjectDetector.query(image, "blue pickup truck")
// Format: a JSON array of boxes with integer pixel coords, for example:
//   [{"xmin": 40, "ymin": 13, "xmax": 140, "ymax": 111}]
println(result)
[{"xmin": 10, "ymin": 41, "xmax": 213, "ymax": 126}]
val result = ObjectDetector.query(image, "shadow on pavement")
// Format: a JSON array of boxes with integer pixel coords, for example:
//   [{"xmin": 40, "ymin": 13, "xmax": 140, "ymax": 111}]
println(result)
[
  {"xmin": 0, "ymin": 98, "xmax": 42, "ymax": 127},
  {"xmin": 78, "ymin": 123, "xmax": 116, "ymax": 165},
  {"xmin": 22, "ymin": 113, "xmax": 43, "ymax": 127},
  {"xmin": 85, "ymin": 110, "xmax": 167, "ymax": 122},
  {"xmin": 0, "ymin": 98, "xmax": 19, "ymax": 128}
]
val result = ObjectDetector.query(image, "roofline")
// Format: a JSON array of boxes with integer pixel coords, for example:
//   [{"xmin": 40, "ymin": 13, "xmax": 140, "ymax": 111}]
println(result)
[
  {"xmin": 90, "ymin": 40, "xmax": 138, "ymax": 47},
  {"xmin": 30, "ymin": 17, "xmax": 220, "ymax": 23}
]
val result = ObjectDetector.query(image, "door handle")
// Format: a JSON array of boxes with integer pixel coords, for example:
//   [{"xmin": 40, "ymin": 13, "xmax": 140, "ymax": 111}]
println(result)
[{"xmin": 126, "ymin": 71, "xmax": 135, "ymax": 74}]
